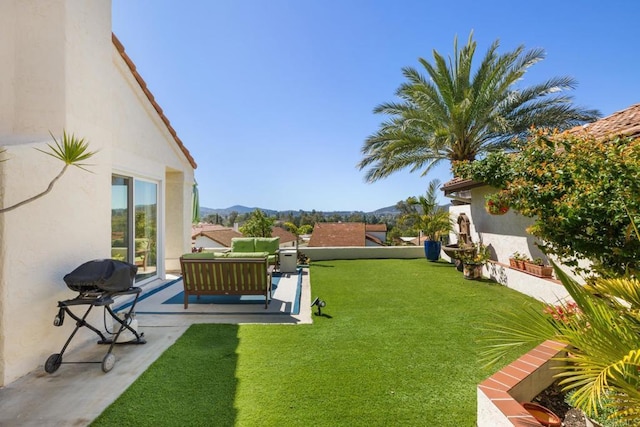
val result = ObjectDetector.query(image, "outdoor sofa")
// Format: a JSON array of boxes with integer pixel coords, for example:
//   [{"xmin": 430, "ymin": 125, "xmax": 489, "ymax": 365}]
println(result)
[
  {"xmin": 230, "ymin": 237, "xmax": 280, "ymax": 267},
  {"xmin": 179, "ymin": 252, "xmax": 274, "ymax": 309}
]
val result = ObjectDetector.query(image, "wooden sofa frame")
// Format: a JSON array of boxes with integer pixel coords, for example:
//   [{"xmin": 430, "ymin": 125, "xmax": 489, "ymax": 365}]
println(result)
[{"xmin": 179, "ymin": 256, "xmax": 274, "ymax": 309}]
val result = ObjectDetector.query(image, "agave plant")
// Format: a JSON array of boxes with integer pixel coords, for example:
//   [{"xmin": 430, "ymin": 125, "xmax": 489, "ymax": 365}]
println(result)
[{"xmin": 0, "ymin": 131, "xmax": 96, "ymax": 213}]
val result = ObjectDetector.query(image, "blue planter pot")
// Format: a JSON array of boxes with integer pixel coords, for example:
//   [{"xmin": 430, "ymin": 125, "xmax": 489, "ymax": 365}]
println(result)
[{"xmin": 424, "ymin": 241, "xmax": 441, "ymax": 262}]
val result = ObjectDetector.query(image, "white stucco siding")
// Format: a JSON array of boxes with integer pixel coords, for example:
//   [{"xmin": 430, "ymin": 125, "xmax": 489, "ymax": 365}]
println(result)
[
  {"xmin": 110, "ymin": 48, "xmax": 195, "ymax": 271},
  {"xmin": 450, "ymin": 187, "xmax": 546, "ymax": 264},
  {"xmin": 0, "ymin": 142, "xmax": 110, "ymax": 386},
  {"xmin": 446, "ymin": 186, "xmax": 586, "ymax": 302},
  {"xmin": 0, "ymin": 1, "xmax": 16, "ymax": 134},
  {"xmin": 0, "ymin": 1, "xmax": 196, "ymax": 386},
  {"xmin": 194, "ymin": 236, "xmax": 226, "ymax": 249},
  {"xmin": 111, "ymin": 50, "xmax": 194, "ymax": 174},
  {"xmin": 7, "ymin": 0, "xmax": 67, "ymax": 135}
]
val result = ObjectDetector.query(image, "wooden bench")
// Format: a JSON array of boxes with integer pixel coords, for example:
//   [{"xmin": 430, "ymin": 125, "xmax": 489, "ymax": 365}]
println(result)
[{"xmin": 179, "ymin": 255, "xmax": 274, "ymax": 309}]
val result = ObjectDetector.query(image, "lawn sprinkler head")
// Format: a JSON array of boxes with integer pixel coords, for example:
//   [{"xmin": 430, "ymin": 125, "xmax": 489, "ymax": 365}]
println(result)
[{"xmin": 311, "ymin": 297, "xmax": 326, "ymax": 316}]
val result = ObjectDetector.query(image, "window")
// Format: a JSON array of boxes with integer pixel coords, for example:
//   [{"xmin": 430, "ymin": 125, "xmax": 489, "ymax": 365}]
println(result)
[{"xmin": 111, "ymin": 175, "xmax": 158, "ymax": 281}]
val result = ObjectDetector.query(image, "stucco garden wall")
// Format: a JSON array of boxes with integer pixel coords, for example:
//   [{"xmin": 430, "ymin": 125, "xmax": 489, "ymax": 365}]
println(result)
[
  {"xmin": 445, "ymin": 187, "xmax": 583, "ymax": 305},
  {"xmin": 300, "ymin": 246, "xmax": 424, "ymax": 261},
  {"xmin": 0, "ymin": 0, "xmax": 194, "ymax": 386}
]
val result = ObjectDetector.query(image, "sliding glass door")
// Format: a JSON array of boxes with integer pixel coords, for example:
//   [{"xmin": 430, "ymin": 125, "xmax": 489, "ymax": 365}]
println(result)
[{"xmin": 111, "ymin": 175, "xmax": 158, "ymax": 281}]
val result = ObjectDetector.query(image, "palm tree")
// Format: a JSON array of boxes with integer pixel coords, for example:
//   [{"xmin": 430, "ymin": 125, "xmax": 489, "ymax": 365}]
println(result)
[
  {"xmin": 398, "ymin": 179, "xmax": 452, "ymax": 260},
  {"xmin": 358, "ymin": 32, "xmax": 600, "ymax": 182}
]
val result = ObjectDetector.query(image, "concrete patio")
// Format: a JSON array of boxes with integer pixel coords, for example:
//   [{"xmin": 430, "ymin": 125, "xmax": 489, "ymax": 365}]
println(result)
[{"xmin": 0, "ymin": 270, "xmax": 311, "ymax": 427}]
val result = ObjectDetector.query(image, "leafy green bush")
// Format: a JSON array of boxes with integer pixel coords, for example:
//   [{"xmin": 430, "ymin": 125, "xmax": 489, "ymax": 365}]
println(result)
[{"xmin": 455, "ymin": 130, "xmax": 640, "ymax": 277}]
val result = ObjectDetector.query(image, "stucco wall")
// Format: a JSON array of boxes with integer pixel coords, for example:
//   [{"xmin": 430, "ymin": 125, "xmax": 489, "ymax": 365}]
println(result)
[
  {"xmin": 0, "ymin": 0, "xmax": 195, "ymax": 386},
  {"xmin": 300, "ymin": 246, "xmax": 425, "ymax": 261},
  {"xmin": 446, "ymin": 186, "xmax": 585, "ymax": 306},
  {"xmin": 194, "ymin": 236, "xmax": 227, "ymax": 250}
]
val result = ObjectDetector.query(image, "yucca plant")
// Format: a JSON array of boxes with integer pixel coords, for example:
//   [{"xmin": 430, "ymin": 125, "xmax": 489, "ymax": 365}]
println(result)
[{"xmin": 0, "ymin": 130, "xmax": 96, "ymax": 213}]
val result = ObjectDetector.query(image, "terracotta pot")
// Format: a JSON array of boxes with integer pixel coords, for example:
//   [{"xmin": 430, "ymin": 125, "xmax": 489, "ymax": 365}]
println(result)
[
  {"xmin": 524, "ymin": 262, "xmax": 553, "ymax": 277},
  {"xmin": 521, "ymin": 402, "xmax": 561, "ymax": 427},
  {"xmin": 509, "ymin": 258, "xmax": 527, "ymax": 270}
]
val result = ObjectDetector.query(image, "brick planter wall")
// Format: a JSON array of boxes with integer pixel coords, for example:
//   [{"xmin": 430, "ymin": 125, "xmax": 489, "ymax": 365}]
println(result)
[{"xmin": 477, "ymin": 340, "xmax": 567, "ymax": 426}]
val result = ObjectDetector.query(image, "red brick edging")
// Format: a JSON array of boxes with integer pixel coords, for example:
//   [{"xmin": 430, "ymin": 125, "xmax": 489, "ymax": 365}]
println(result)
[{"xmin": 477, "ymin": 340, "xmax": 567, "ymax": 426}]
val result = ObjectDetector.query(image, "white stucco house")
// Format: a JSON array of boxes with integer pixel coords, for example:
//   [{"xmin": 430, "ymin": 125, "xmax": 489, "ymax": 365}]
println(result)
[
  {"xmin": 0, "ymin": 0, "xmax": 197, "ymax": 386},
  {"xmin": 441, "ymin": 103, "xmax": 640, "ymax": 303}
]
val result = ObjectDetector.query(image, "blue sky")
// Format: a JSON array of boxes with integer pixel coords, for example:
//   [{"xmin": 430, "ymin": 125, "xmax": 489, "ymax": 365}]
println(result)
[{"xmin": 112, "ymin": 1, "xmax": 640, "ymax": 212}]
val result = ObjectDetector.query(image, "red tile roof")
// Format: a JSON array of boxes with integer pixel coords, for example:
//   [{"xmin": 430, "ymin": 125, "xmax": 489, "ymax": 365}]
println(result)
[
  {"xmin": 191, "ymin": 224, "xmax": 228, "ymax": 238},
  {"xmin": 196, "ymin": 228, "xmax": 242, "ymax": 247},
  {"xmin": 112, "ymin": 34, "xmax": 197, "ymax": 169},
  {"xmin": 365, "ymin": 223, "xmax": 387, "ymax": 232},
  {"xmin": 271, "ymin": 227, "xmax": 297, "ymax": 244},
  {"xmin": 566, "ymin": 103, "xmax": 640, "ymax": 139},
  {"xmin": 308, "ymin": 223, "xmax": 366, "ymax": 247}
]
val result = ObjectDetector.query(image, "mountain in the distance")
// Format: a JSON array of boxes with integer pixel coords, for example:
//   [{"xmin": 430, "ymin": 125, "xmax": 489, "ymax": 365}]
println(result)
[
  {"xmin": 200, "ymin": 204, "xmax": 402, "ymax": 217},
  {"xmin": 200, "ymin": 205, "xmax": 278, "ymax": 217},
  {"xmin": 200, "ymin": 202, "xmax": 453, "ymax": 219}
]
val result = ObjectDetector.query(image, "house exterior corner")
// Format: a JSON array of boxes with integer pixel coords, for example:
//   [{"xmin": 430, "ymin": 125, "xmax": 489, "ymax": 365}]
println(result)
[{"xmin": 0, "ymin": 0, "xmax": 196, "ymax": 386}]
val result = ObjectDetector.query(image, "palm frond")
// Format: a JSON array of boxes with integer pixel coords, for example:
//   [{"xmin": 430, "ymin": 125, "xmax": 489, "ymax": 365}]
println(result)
[
  {"xmin": 36, "ymin": 130, "xmax": 98, "ymax": 172},
  {"xmin": 359, "ymin": 33, "xmax": 600, "ymax": 182}
]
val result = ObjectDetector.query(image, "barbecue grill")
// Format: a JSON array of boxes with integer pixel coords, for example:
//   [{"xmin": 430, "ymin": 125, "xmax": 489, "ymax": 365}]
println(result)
[{"xmin": 45, "ymin": 259, "xmax": 146, "ymax": 374}]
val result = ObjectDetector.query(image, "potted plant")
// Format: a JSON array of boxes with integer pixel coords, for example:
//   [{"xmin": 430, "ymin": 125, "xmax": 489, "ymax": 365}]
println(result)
[
  {"xmin": 509, "ymin": 252, "xmax": 529, "ymax": 270},
  {"xmin": 460, "ymin": 243, "xmax": 490, "ymax": 280},
  {"xmin": 525, "ymin": 257, "xmax": 553, "ymax": 278},
  {"xmin": 485, "ymin": 191, "xmax": 510, "ymax": 215},
  {"xmin": 401, "ymin": 179, "xmax": 453, "ymax": 262}
]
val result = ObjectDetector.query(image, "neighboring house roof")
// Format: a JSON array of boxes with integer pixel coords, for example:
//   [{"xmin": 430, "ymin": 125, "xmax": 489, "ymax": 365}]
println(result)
[
  {"xmin": 191, "ymin": 223, "xmax": 228, "ymax": 238},
  {"xmin": 365, "ymin": 223, "xmax": 387, "ymax": 232},
  {"xmin": 195, "ymin": 228, "xmax": 243, "ymax": 247},
  {"xmin": 365, "ymin": 233, "xmax": 385, "ymax": 245},
  {"xmin": 308, "ymin": 223, "xmax": 366, "ymax": 247},
  {"xmin": 271, "ymin": 227, "xmax": 297, "ymax": 245},
  {"xmin": 565, "ymin": 103, "xmax": 640, "ymax": 139},
  {"xmin": 112, "ymin": 34, "xmax": 197, "ymax": 169}
]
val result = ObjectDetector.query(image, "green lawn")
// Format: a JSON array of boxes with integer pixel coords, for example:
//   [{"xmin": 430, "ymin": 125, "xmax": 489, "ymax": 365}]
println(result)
[{"xmin": 92, "ymin": 259, "xmax": 538, "ymax": 427}]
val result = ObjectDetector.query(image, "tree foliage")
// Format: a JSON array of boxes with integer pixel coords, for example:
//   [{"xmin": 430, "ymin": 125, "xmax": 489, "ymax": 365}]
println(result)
[
  {"xmin": 454, "ymin": 130, "xmax": 640, "ymax": 277},
  {"xmin": 238, "ymin": 209, "xmax": 275, "ymax": 237},
  {"xmin": 358, "ymin": 32, "xmax": 600, "ymax": 182}
]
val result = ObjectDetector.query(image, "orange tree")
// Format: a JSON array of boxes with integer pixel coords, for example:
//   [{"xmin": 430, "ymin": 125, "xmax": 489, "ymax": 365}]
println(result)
[{"xmin": 454, "ymin": 130, "xmax": 640, "ymax": 277}]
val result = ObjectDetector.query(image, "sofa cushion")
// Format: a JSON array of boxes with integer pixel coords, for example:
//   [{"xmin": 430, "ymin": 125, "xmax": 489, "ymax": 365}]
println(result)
[
  {"xmin": 231, "ymin": 238, "xmax": 256, "ymax": 252},
  {"xmin": 254, "ymin": 237, "xmax": 280, "ymax": 254},
  {"xmin": 181, "ymin": 252, "xmax": 226, "ymax": 260},
  {"xmin": 225, "ymin": 251, "xmax": 268, "ymax": 259}
]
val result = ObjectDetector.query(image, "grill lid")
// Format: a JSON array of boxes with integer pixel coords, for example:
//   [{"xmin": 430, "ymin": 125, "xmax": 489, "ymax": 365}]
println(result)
[{"xmin": 64, "ymin": 259, "xmax": 137, "ymax": 292}]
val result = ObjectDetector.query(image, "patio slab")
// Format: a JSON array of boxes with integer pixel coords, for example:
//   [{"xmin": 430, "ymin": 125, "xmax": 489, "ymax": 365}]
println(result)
[{"xmin": 0, "ymin": 269, "xmax": 311, "ymax": 426}]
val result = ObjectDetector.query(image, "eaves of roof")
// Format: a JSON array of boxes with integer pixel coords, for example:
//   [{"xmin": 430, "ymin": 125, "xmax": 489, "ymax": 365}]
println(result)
[
  {"xmin": 441, "ymin": 177, "xmax": 486, "ymax": 195},
  {"xmin": 112, "ymin": 33, "xmax": 197, "ymax": 169}
]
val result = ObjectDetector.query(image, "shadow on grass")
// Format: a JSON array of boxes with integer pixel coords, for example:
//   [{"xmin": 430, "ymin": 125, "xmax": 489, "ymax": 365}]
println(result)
[
  {"xmin": 92, "ymin": 324, "xmax": 240, "ymax": 427},
  {"xmin": 308, "ymin": 262, "xmax": 335, "ymax": 268}
]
